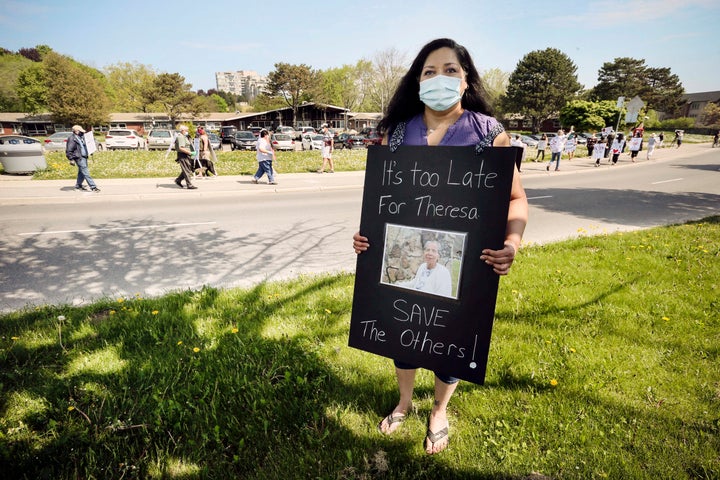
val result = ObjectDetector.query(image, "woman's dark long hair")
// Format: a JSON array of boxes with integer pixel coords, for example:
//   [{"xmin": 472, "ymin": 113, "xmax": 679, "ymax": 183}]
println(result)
[{"xmin": 377, "ymin": 38, "xmax": 493, "ymax": 137}]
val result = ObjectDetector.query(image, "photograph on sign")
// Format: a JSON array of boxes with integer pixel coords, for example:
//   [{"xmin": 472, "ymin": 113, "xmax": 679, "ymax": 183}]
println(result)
[{"xmin": 380, "ymin": 224, "xmax": 466, "ymax": 300}]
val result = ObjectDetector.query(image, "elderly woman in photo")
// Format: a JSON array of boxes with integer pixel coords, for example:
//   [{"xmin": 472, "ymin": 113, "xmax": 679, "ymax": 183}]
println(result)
[{"xmin": 397, "ymin": 240, "xmax": 452, "ymax": 297}]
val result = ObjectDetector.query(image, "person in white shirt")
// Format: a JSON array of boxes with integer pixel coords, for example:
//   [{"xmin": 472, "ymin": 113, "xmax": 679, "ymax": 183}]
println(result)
[
  {"xmin": 398, "ymin": 240, "xmax": 453, "ymax": 298},
  {"xmin": 546, "ymin": 129, "xmax": 566, "ymax": 171}
]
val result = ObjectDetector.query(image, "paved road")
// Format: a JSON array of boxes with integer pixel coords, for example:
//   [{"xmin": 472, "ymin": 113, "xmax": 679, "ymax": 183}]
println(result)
[{"xmin": 1, "ymin": 144, "xmax": 717, "ymax": 312}]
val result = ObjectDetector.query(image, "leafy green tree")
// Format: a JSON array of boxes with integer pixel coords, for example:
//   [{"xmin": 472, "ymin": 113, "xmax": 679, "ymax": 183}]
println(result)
[
  {"xmin": 502, "ymin": 48, "xmax": 582, "ymax": 133},
  {"xmin": 354, "ymin": 59, "xmax": 377, "ymax": 111},
  {"xmin": 365, "ymin": 48, "xmax": 407, "ymax": 113},
  {"xmin": 318, "ymin": 65, "xmax": 360, "ymax": 110},
  {"xmin": 251, "ymin": 93, "xmax": 286, "ymax": 112},
  {"xmin": 142, "ymin": 73, "xmax": 199, "ymax": 124},
  {"xmin": 43, "ymin": 51, "xmax": 110, "ymax": 127},
  {"xmin": 104, "ymin": 62, "xmax": 157, "ymax": 112},
  {"xmin": 590, "ymin": 58, "xmax": 684, "ymax": 115},
  {"xmin": 559, "ymin": 100, "xmax": 619, "ymax": 132},
  {"xmin": 700, "ymin": 102, "xmax": 720, "ymax": 128},
  {"xmin": 209, "ymin": 93, "xmax": 228, "ymax": 112},
  {"xmin": 267, "ymin": 63, "xmax": 317, "ymax": 124},
  {"xmin": 644, "ymin": 67, "xmax": 684, "ymax": 115},
  {"xmin": 0, "ymin": 52, "xmax": 32, "ymax": 111},
  {"xmin": 16, "ymin": 63, "xmax": 48, "ymax": 114},
  {"xmin": 480, "ymin": 68, "xmax": 509, "ymax": 113}
]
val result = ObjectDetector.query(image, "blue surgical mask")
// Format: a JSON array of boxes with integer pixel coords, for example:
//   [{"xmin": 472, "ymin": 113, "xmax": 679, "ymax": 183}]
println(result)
[{"xmin": 419, "ymin": 75, "xmax": 463, "ymax": 111}]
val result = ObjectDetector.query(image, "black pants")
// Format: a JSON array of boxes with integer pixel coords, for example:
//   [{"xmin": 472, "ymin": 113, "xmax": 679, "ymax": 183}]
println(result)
[
  {"xmin": 175, "ymin": 157, "xmax": 194, "ymax": 186},
  {"xmin": 200, "ymin": 159, "xmax": 217, "ymax": 175}
]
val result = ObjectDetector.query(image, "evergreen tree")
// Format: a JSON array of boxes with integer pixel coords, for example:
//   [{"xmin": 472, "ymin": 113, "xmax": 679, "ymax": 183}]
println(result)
[{"xmin": 502, "ymin": 48, "xmax": 582, "ymax": 133}]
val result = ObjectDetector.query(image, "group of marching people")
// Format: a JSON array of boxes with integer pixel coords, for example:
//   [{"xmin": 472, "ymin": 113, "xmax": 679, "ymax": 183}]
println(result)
[{"xmin": 536, "ymin": 123, "xmax": 664, "ymax": 172}]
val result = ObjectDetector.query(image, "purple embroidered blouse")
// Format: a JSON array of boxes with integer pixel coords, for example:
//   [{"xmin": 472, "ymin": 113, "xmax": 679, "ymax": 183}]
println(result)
[{"xmin": 403, "ymin": 110, "xmax": 503, "ymax": 147}]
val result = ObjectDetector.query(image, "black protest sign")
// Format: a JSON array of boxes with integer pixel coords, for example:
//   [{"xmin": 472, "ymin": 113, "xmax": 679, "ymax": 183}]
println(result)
[{"xmin": 349, "ymin": 145, "xmax": 516, "ymax": 384}]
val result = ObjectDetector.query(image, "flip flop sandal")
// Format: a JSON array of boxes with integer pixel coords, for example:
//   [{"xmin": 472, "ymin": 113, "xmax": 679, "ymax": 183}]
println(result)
[
  {"xmin": 377, "ymin": 412, "xmax": 407, "ymax": 435},
  {"xmin": 425, "ymin": 422, "xmax": 449, "ymax": 454}
]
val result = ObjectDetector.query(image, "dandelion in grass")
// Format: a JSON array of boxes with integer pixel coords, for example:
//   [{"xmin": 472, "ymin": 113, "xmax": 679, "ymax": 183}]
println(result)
[
  {"xmin": 11, "ymin": 336, "xmax": 19, "ymax": 341},
  {"xmin": 57, "ymin": 315, "xmax": 66, "ymax": 321},
  {"xmin": 68, "ymin": 406, "xmax": 75, "ymax": 411},
  {"xmin": 550, "ymin": 379, "xmax": 558, "ymax": 387},
  {"xmin": 117, "ymin": 297, "xmax": 125, "ymax": 303},
  {"xmin": 151, "ymin": 310, "xmax": 159, "ymax": 315},
  {"xmin": 177, "ymin": 341, "xmax": 183, "ymax": 345},
  {"xmin": 662, "ymin": 316, "xmax": 670, "ymax": 321},
  {"xmin": 193, "ymin": 347, "xmax": 200, "ymax": 353},
  {"xmin": 231, "ymin": 328, "xmax": 238, "ymax": 334},
  {"xmin": 570, "ymin": 348, "xmax": 576, "ymax": 353},
  {"xmin": 324, "ymin": 309, "xmax": 332, "ymax": 314},
  {"xmin": 110, "ymin": 310, "xmax": 116, "ymax": 315}
]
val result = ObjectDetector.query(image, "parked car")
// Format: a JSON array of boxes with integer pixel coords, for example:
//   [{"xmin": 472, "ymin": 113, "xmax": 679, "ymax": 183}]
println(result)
[
  {"xmin": 276, "ymin": 126, "xmax": 299, "ymax": 140},
  {"xmin": 43, "ymin": 131, "xmax": 73, "ymax": 151},
  {"xmin": 301, "ymin": 133, "xmax": 324, "ymax": 151},
  {"xmin": 146, "ymin": 129, "xmax": 175, "ymax": 150},
  {"xmin": 249, "ymin": 127, "xmax": 263, "ymax": 137},
  {"xmin": 105, "ymin": 129, "xmax": 146, "ymax": 150},
  {"xmin": 231, "ymin": 131, "xmax": 258, "ymax": 151},
  {"xmin": 271, "ymin": 133, "xmax": 295, "ymax": 151},
  {"xmin": 298, "ymin": 126, "xmax": 316, "ymax": 136},
  {"xmin": 207, "ymin": 132, "xmax": 221, "ymax": 150},
  {"xmin": 363, "ymin": 131, "xmax": 383, "ymax": 147},
  {"xmin": 519, "ymin": 135, "xmax": 538, "ymax": 148},
  {"xmin": 345, "ymin": 135, "xmax": 366, "ymax": 149},
  {"xmin": 220, "ymin": 126, "xmax": 237, "ymax": 143},
  {"xmin": 334, "ymin": 132, "xmax": 350, "ymax": 149}
]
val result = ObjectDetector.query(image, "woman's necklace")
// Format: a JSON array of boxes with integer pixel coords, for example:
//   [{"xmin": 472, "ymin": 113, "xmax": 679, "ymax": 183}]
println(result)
[{"xmin": 425, "ymin": 109, "xmax": 463, "ymax": 136}]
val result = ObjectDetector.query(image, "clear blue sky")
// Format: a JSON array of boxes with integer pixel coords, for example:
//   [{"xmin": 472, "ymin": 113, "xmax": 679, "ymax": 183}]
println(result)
[{"xmin": 2, "ymin": 0, "xmax": 718, "ymax": 95}]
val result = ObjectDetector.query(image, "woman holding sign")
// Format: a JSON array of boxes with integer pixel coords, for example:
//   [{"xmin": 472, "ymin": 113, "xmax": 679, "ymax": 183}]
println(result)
[{"xmin": 352, "ymin": 38, "xmax": 528, "ymax": 455}]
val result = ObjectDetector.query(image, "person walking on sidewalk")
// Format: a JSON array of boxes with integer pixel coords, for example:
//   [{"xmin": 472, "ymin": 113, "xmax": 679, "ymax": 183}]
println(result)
[
  {"xmin": 535, "ymin": 133, "xmax": 547, "ymax": 161},
  {"xmin": 547, "ymin": 129, "xmax": 566, "ymax": 171},
  {"xmin": 592, "ymin": 137, "xmax": 606, "ymax": 166},
  {"xmin": 173, "ymin": 125, "xmax": 197, "ymax": 189},
  {"xmin": 196, "ymin": 127, "xmax": 217, "ymax": 176},
  {"xmin": 66, "ymin": 125, "xmax": 100, "ymax": 192},
  {"xmin": 252, "ymin": 129, "xmax": 277, "ymax": 185},
  {"xmin": 646, "ymin": 133, "xmax": 657, "ymax": 159},
  {"xmin": 611, "ymin": 133, "xmax": 625, "ymax": 165},
  {"xmin": 316, "ymin": 124, "xmax": 335, "ymax": 173}
]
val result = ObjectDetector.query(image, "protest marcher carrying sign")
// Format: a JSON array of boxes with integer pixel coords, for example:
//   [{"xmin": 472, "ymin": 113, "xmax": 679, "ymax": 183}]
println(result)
[{"xmin": 349, "ymin": 145, "xmax": 517, "ymax": 385}]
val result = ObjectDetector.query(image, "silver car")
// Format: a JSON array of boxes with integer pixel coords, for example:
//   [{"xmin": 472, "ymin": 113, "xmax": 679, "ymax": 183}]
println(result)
[
  {"xmin": 42, "ymin": 132, "xmax": 73, "ymax": 151},
  {"xmin": 146, "ymin": 129, "xmax": 175, "ymax": 150},
  {"xmin": 271, "ymin": 133, "xmax": 295, "ymax": 151}
]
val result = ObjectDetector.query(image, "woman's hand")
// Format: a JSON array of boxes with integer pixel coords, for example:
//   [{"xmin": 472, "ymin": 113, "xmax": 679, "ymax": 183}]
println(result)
[
  {"xmin": 353, "ymin": 232, "xmax": 369, "ymax": 254},
  {"xmin": 480, "ymin": 242, "xmax": 517, "ymax": 275}
]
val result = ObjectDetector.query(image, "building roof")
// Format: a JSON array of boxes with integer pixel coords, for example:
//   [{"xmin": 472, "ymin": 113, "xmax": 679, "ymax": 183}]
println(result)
[{"xmin": 681, "ymin": 91, "xmax": 720, "ymax": 103}]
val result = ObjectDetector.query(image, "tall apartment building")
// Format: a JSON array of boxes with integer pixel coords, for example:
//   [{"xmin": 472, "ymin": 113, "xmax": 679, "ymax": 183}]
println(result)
[{"xmin": 215, "ymin": 70, "xmax": 268, "ymax": 100}]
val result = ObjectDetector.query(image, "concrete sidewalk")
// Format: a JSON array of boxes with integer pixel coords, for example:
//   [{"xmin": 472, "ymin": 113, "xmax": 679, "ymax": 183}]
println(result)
[{"xmin": 0, "ymin": 143, "xmax": 710, "ymax": 205}]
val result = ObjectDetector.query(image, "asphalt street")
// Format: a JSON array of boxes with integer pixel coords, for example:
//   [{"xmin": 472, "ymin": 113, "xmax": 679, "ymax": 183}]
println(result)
[{"xmin": 0, "ymin": 143, "xmax": 717, "ymax": 312}]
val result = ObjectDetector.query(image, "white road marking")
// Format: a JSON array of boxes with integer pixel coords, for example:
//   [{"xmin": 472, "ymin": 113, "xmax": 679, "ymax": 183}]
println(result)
[
  {"xmin": 18, "ymin": 221, "xmax": 217, "ymax": 236},
  {"xmin": 651, "ymin": 178, "xmax": 683, "ymax": 185},
  {"xmin": 528, "ymin": 195, "xmax": 553, "ymax": 200}
]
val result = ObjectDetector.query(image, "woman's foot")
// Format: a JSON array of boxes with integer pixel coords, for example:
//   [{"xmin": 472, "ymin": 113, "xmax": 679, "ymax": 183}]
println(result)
[
  {"xmin": 425, "ymin": 412, "xmax": 449, "ymax": 454},
  {"xmin": 378, "ymin": 404, "xmax": 411, "ymax": 435}
]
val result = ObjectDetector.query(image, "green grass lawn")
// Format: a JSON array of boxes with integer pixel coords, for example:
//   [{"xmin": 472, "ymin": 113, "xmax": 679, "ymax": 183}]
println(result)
[
  {"xmin": 1, "ymin": 217, "xmax": 718, "ymax": 479},
  {"xmin": 32, "ymin": 148, "xmax": 369, "ymax": 180}
]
